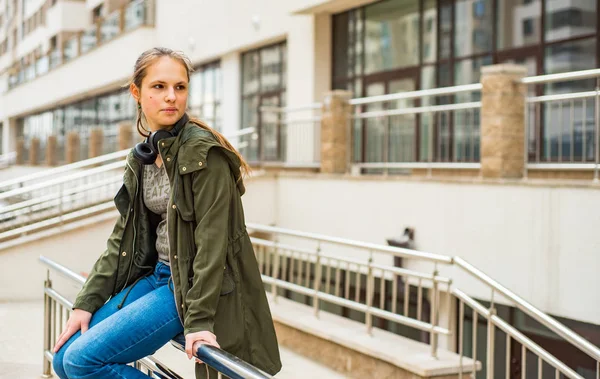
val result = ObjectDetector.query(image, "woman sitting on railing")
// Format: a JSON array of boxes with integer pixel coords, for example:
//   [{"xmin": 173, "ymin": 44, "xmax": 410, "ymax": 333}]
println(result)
[{"xmin": 51, "ymin": 47, "xmax": 282, "ymax": 379}]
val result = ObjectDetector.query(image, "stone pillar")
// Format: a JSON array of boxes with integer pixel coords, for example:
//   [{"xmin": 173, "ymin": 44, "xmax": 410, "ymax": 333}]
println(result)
[
  {"xmin": 89, "ymin": 128, "xmax": 103, "ymax": 158},
  {"xmin": 46, "ymin": 135, "xmax": 58, "ymax": 166},
  {"xmin": 30, "ymin": 138, "xmax": 40, "ymax": 165},
  {"xmin": 321, "ymin": 90, "xmax": 352, "ymax": 174},
  {"xmin": 118, "ymin": 122, "xmax": 133, "ymax": 150},
  {"xmin": 480, "ymin": 64, "xmax": 528, "ymax": 179},
  {"xmin": 66, "ymin": 131, "xmax": 80, "ymax": 164},
  {"xmin": 16, "ymin": 138, "xmax": 25, "ymax": 165}
]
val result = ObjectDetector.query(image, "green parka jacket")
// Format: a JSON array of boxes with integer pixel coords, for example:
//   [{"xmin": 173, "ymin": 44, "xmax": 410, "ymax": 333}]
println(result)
[{"xmin": 72, "ymin": 120, "xmax": 282, "ymax": 378}]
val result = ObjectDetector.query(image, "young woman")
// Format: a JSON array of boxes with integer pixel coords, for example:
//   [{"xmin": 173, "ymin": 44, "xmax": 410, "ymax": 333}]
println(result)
[{"xmin": 51, "ymin": 47, "xmax": 281, "ymax": 379}]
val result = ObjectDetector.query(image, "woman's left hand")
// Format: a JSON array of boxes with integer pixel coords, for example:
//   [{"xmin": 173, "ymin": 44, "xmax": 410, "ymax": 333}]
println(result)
[{"xmin": 185, "ymin": 331, "xmax": 220, "ymax": 363}]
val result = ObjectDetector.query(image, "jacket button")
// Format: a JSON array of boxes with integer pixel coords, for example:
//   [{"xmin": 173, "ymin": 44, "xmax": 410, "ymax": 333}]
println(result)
[
  {"xmin": 224, "ymin": 266, "xmax": 226, "ymax": 270},
  {"xmin": 182, "ymin": 166, "xmax": 187, "ymax": 171},
  {"xmin": 166, "ymin": 157, "xmax": 171, "ymax": 162},
  {"xmin": 198, "ymin": 162, "xmax": 203, "ymax": 167},
  {"xmin": 174, "ymin": 255, "xmax": 177, "ymax": 259},
  {"xmin": 122, "ymin": 251, "xmax": 127, "ymax": 256},
  {"xmin": 161, "ymin": 142, "xmax": 165, "ymax": 147},
  {"xmin": 172, "ymin": 204, "xmax": 177, "ymax": 209}
]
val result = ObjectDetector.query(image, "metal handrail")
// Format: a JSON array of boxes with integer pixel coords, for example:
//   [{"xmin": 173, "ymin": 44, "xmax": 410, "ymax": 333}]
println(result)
[
  {"xmin": 352, "ymin": 101, "xmax": 481, "ymax": 119},
  {"xmin": 0, "ymin": 149, "xmax": 129, "ymax": 191},
  {"xmin": 247, "ymin": 223, "xmax": 600, "ymax": 363},
  {"xmin": 349, "ymin": 83, "xmax": 482, "ymax": 105},
  {"xmin": 39, "ymin": 256, "xmax": 273, "ymax": 379},
  {"xmin": 521, "ymin": 68, "xmax": 600, "ymax": 85}
]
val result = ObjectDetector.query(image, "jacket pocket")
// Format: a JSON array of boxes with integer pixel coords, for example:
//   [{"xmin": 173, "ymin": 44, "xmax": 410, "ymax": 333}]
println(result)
[
  {"xmin": 113, "ymin": 184, "xmax": 130, "ymax": 217},
  {"xmin": 220, "ymin": 265, "xmax": 235, "ymax": 296}
]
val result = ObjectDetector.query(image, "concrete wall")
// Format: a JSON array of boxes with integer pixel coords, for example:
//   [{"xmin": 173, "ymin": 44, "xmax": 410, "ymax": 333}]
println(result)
[{"xmin": 242, "ymin": 175, "xmax": 600, "ymax": 326}]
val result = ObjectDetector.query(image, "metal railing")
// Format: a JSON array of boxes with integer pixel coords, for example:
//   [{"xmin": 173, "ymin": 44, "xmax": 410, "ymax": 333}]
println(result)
[
  {"xmin": 40, "ymin": 256, "xmax": 271, "ymax": 379},
  {"xmin": 522, "ymin": 68, "xmax": 600, "ymax": 180},
  {"xmin": 247, "ymin": 223, "xmax": 600, "ymax": 379},
  {"xmin": 349, "ymin": 84, "xmax": 482, "ymax": 175},
  {"xmin": 256, "ymin": 103, "xmax": 321, "ymax": 168},
  {"xmin": 0, "ymin": 127, "xmax": 256, "ymax": 244}
]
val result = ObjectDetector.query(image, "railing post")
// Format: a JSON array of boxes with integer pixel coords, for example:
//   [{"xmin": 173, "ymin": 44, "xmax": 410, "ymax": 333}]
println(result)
[
  {"xmin": 365, "ymin": 252, "xmax": 374, "ymax": 335},
  {"xmin": 271, "ymin": 244, "xmax": 280, "ymax": 303},
  {"xmin": 594, "ymin": 77, "xmax": 599, "ymax": 182},
  {"xmin": 487, "ymin": 289, "xmax": 497, "ymax": 379},
  {"xmin": 430, "ymin": 269, "xmax": 439, "ymax": 358},
  {"xmin": 321, "ymin": 90, "xmax": 352, "ymax": 174},
  {"xmin": 42, "ymin": 269, "xmax": 52, "ymax": 378},
  {"xmin": 312, "ymin": 243, "xmax": 322, "ymax": 317}
]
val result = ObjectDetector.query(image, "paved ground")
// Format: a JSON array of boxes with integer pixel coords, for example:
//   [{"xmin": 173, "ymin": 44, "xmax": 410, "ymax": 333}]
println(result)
[{"xmin": 0, "ymin": 301, "xmax": 347, "ymax": 379}]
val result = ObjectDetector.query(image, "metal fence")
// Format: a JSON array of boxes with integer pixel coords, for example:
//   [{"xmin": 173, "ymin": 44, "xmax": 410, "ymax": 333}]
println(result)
[
  {"xmin": 247, "ymin": 223, "xmax": 600, "ymax": 379},
  {"xmin": 522, "ymin": 69, "xmax": 600, "ymax": 179},
  {"xmin": 254, "ymin": 104, "xmax": 321, "ymax": 168},
  {"xmin": 349, "ymin": 85, "xmax": 482, "ymax": 175}
]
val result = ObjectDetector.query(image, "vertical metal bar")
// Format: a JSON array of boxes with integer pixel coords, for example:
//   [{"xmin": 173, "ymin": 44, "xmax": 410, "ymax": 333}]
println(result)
[
  {"xmin": 429, "ymin": 111, "xmax": 436, "ymax": 177},
  {"xmin": 365, "ymin": 254, "xmax": 374, "ymax": 334},
  {"xmin": 417, "ymin": 278, "xmax": 423, "ymax": 320},
  {"xmin": 392, "ymin": 275, "xmax": 398, "ymax": 314},
  {"xmin": 59, "ymin": 304, "xmax": 64, "ymax": 335},
  {"xmin": 297, "ymin": 253, "xmax": 304, "ymax": 286},
  {"xmin": 281, "ymin": 250, "xmax": 289, "ymax": 282},
  {"xmin": 594, "ymin": 77, "xmax": 600, "ymax": 181},
  {"xmin": 459, "ymin": 300, "xmax": 464, "ymax": 379},
  {"xmin": 42, "ymin": 270, "xmax": 52, "ymax": 378},
  {"xmin": 355, "ymin": 265, "xmax": 361, "ymax": 303},
  {"xmin": 403, "ymin": 278, "xmax": 410, "ymax": 316},
  {"xmin": 570, "ymin": 100, "xmax": 575, "ymax": 162},
  {"xmin": 470, "ymin": 108, "xmax": 476, "ymax": 162},
  {"xmin": 335, "ymin": 260, "xmax": 341, "ymax": 297},
  {"xmin": 596, "ymin": 360, "xmax": 599, "ymax": 379},
  {"xmin": 271, "ymin": 247, "xmax": 280, "ymax": 301},
  {"xmin": 379, "ymin": 269, "xmax": 386, "ymax": 310},
  {"xmin": 555, "ymin": 368, "xmax": 560, "ymax": 379},
  {"xmin": 522, "ymin": 345, "xmax": 527, "ymax": 379},
  {"xmin": 289, "ymin": 252, "xmax": 296, "ymax": 284},
  {"xmin": 345, "ymin": 263, "xmax": 350, "ymax": 299},
  {"xmin": 430, "ymin": 276, "xmax": 438, "ymax": 358},
  {"xmin": 584, "ymin": 99, "xmax": 588, "ymax": 162},
  {"xmin": 383, "ymin": 113, "xmax": 390, "ymax": 176},
  {"xmin": 473, "ymin": 309, "xmax": 478, "ymax": 379},
  {"xmin": 304, "ymin": 254, "xmax": 312, "ymax": 288},
  {"xmin": 536, "ymin": 102, "xmax": 542, "ymax": 163},
  {"xmin": 524, "ymin": 101, "xmax": 529, "ymax": 178},
  {"xmin": 313, "ymin": 245, "xmax": 322, "ymax": 317},
  {"xmin": 506, "ymin": 334, "xmax": 511, "ymax": 379},
  {"xmin": 258, "ymin": 246, "xmax": 265, "ymax": 274},
  {"xmin": 487, "ymin": 314, "xmax": 495, "ymax": 379},
  {"xmin": 325, "ymin": 259, "xmax": 332, "ymax": 294},
  {"xmin": 558, "ymin": 102, "xmax": 563, "ymax": 162},
  {"xmin": 538, "ymin": 357, "xmax": 542, "ymax": 379}
]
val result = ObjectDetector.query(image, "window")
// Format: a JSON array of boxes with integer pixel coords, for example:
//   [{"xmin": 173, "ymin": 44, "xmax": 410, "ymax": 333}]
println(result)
[
  {"xmin": 523, "ymin": 19, "xmax": 534, "ymax": 36},
  {"xmin": 241, "ymin": 42, "xmax": 287, "ymax": 161},
  {"xmin": 188, "ymin": 62, "xmax": 222, "ymax": 130}
]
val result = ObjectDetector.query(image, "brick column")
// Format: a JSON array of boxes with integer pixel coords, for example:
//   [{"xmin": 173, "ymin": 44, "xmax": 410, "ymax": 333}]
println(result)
[
  {"xmin": 46, "ymin": 135, "xmax": 58, "ymax": 166},
  {"xmin": 30, "ymin": 137, "xmax": 40, "ymax": 165},
  {"xmin": 89, "ymin": 128, "xmax": 104, "ymax": 158},
  {"xmin": 118, "ymin": 122, "xmax": 133, "ymax": 151},
  {"xmin": 321, "ymin": 90, "xmax": 352, "ymax": 174},
  {"xmin": 480, "ymin": 64, "xmax": 527, "ymax": 179},
  {"xmin": 66, "ymin": 131, "xmax": 80, "ymax": 164},
  {"xmin": 16, "ymin": 138, "xmax": 25, "ymax": 165}
]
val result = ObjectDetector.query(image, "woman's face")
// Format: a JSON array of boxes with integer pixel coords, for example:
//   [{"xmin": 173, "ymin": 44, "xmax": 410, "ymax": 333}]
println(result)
[{"xmin": 131, "ymin": 56, "xmax": 189, "ymax": 131}]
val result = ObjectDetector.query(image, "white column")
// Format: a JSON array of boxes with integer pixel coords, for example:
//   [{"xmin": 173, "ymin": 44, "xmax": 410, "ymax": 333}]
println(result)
[{"xmin": 221, "ymin": 52, "xmax": 241, "ymax": 136}]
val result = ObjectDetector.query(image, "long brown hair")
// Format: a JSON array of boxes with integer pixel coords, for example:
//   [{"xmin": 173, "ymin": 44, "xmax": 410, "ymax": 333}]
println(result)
[{"xmin": 126, "ymin": 47, "xmax": 251, "ymax": 178}]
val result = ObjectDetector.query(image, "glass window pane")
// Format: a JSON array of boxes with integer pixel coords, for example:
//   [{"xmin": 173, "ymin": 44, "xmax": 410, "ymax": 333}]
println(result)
[
  {"xmin": 332, "ymin": 11, "xmax": 350, "ymax": 81},
  {"xmin": 544, "ymin": 38, "xmax": 596, "ymax": 93},
  {"xmin": 364, "ymin": 0, "xmax": 419, "ymax": 74},
  {"xmin": 260, "ymin": 45, "xmax": 281, "ymax": 93},
  {"xmin": 454, "ymin": 55, "xmax": 492, "ymax": 86},
  {"xmin": 545, "ymin": 0, "xmax": 596, "ymax": 42},
  {"xmin": 497, "ymin": 0, "xmax": 541, "ymax": 50},
  {"xmin": 422, "ymin": 0, "xmax": 437, "ymax": 64},
  {"xmin": 242, "ymin": 51, "xmax": 259, "ymax": 95},
  {"xmin": 440, "ymin": 1, "xmax": 452, "ymax": 59},
  {"xmin": 455, "ymin": 0, "xmax": 493, "ymax": 57}
]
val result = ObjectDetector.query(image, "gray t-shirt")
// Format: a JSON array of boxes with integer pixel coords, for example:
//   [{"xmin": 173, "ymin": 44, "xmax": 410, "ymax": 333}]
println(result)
[{"xmin": 143, "ymin": 163, "xmax": 171, "ymax": 264}]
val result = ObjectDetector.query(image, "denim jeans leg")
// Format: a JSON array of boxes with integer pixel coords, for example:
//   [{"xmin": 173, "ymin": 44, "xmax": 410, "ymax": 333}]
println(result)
[
  {"xmin": 62, "ymin": 283, "xmax": 182, "ymax": 378},
  {"xmin": 53, "ymin": 263, "xmax": 171, "ymax": 379}
]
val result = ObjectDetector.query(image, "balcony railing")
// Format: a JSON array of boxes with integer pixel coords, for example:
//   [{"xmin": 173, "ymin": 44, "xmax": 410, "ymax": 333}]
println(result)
[{"xmin": 6, "ymin": 0, "xmax": 155, "ymax": 91}]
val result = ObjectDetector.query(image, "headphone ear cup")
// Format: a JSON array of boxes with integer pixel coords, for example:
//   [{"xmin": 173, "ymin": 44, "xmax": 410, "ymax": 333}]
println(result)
[
  {"xmin": 133, "ymin": 141, "xmax": 157, "ymax": 165},
  {"xmin": 149, "ymin": 129, "xmax": 172, "ymax": 153}
]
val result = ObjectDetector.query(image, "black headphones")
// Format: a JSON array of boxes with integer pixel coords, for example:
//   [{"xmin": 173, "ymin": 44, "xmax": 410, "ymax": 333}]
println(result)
[{"xmin": 133, "ymin": 113, "xmax": 190, "ymax": 165}]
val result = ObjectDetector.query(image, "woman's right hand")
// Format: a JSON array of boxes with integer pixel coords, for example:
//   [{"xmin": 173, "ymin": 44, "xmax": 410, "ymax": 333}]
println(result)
[{"xmin": 53, "ymin": 309, "xmax": 92, "ymax": 353}]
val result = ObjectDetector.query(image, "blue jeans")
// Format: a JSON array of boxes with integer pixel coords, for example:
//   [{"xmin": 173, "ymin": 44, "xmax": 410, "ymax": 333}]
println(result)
[{"xmin": 53, "ymin": 262, "xmax": 184, "ymax": 378}]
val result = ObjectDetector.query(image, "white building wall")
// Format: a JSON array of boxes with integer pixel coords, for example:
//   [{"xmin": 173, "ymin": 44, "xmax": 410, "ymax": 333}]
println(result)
[{"xmin": 242, "ymin": 175, "xmax": 600, "ymax": 326}]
